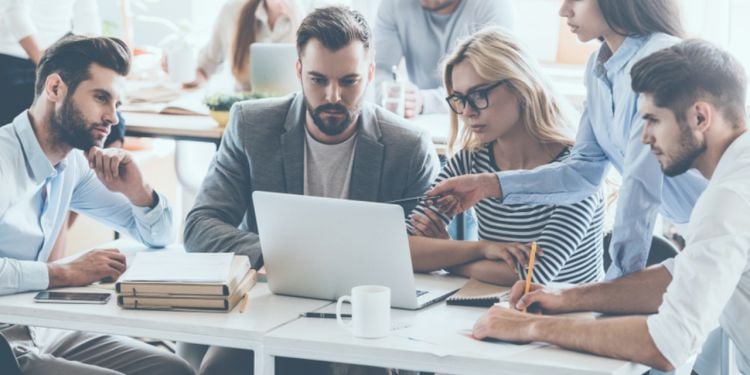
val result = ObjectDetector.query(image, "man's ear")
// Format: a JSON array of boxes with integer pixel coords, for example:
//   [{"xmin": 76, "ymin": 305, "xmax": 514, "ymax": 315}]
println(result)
[
  {"xmin": 296, "ymin": 59, "xmax": 302, "ymax": 81},
  {"xmin": 44, "ymin": 73, "xmax": 67, "ymax": 103},
  {"xmin": 693, "ymin": 101, "xmax": 713, "ymax": 133}
]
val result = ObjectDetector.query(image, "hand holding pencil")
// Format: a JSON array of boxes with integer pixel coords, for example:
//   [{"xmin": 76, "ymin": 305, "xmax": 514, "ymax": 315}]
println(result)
[{"xmin": 507, "ymin": 242, "xmax": 570, "ymax": 314}]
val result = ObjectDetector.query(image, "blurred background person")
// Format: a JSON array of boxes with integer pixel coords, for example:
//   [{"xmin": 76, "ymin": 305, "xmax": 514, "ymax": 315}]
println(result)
[
  {"xmin": 173, "ymin": 0, "xmax": 300, "ymax": 91},
  {"xmin": 374, "ymin": 0, "xmax": 514, "ymax": 118}
]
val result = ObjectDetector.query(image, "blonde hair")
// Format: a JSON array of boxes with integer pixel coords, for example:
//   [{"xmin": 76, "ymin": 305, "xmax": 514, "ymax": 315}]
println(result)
[{"xmin": 443, "ymin": 27, "xmax": 577, "ymax": 154}]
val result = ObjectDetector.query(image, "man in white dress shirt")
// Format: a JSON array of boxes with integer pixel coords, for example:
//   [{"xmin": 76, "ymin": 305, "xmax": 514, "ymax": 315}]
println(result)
[
  {"xmin": 469, "ymin": 39, "xmax": 750, "ymax": 373},
  {"xmin": 0, "ymin": 35, "xmax": 192, "ymax": 375}
]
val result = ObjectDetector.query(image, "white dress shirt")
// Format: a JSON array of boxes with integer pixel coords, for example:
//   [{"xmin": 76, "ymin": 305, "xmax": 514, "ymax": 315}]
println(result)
[
  {"xmin": 0, "ymin": 0, "xmax": 101, "ymax": 59},
  {"xmin": 0, "ymin": 112, "xmax": 174, "ymax": 296},
  {"xmin": 647, "ymin": 131, "xmax": 750, "ymax": 373}
]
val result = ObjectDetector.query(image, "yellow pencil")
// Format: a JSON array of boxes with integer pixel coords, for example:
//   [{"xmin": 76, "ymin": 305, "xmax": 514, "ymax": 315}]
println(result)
[{"xmin": 522, "ymin": 241, "xmax": 538, "ymax": 313}]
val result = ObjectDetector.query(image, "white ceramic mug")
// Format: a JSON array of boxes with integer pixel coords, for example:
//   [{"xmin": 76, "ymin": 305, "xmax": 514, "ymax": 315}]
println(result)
[{"xmin": 336, "ymin": 285, "xmax": 391, "ymax": 339}]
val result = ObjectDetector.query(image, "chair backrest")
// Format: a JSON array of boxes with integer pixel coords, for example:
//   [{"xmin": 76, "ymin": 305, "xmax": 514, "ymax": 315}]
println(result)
[
  {"xmin": 0, "ymin": 332, "xmax": 22, "ymax": 375},
  {"xmin": 602, "ymin": 233, "xmax": 680, "ymax": 271}
]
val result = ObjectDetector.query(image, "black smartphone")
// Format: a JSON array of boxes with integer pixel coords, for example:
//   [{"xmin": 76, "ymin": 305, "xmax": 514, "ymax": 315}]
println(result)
[{"xmin": 33, "ymin": 291, "xmax": 111, "ymax": 304}]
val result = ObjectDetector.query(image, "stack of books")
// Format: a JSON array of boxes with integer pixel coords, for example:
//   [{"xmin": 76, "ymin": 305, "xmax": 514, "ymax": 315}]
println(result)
[{"xmin": 116, "ymin": 252, "xmax": 256, "ymax": 312}]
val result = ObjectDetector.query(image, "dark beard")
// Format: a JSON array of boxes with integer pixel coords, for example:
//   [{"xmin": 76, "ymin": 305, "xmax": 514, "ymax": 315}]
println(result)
[
  {"xmin": 304, "ymin": 97, "xmax": 360, "ymax": 137},
  {"xmin": 662, "ymin": 123, "xmax": 707, "ymax": 177},
  {"xmin": 50, "ymin": 98, "xmax": 105, "ymax": 151}
]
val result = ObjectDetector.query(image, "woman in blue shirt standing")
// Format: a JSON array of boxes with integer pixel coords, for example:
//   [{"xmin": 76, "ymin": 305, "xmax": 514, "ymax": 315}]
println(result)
[{"xmin": 430, "ymin": 0, "xmax": 707, "ymax": 279}]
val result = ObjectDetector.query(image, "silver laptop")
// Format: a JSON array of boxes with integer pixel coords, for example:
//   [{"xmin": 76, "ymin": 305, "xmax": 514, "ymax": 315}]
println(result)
[
  {"xmin": 252, "ymin": 191, "xmax": 463, "ymax": 310},
  {"xmin": 250, "ymin": 43, "xmax": 300, "ymax": 96}
]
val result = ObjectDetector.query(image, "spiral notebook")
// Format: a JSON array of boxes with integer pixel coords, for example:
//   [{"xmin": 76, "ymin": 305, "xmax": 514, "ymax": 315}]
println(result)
[{"xmin": 446, "ymin": 279, "xmax": 511, "ymax": 307}]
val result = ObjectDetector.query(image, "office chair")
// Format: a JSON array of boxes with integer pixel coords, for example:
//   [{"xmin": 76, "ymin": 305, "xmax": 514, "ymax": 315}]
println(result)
[
  {"xmin": 0, "ymin": 333, "xmax": 22, "ymax": 375},
  {"xmin": 602, "ymin": 232, "xmax": 680, "ymax": 270}
]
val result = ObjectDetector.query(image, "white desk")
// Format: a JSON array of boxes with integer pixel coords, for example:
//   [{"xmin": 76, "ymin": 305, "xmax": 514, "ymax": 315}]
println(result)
[
  {"xmin": 0, "ymin": 241, "xmax": 650, "ymax": 375},
  {"xmin": 262, "ymin": 302, "xmax": 649, "ymax": 375},
  {"xmin": 0, "ymin": 241, "xmax": 331, "ymax": 374}
]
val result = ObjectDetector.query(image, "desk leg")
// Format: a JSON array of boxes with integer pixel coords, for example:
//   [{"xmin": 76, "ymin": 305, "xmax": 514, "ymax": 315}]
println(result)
[{"xmin": 255, "ymin": 348, "xmax": 275, "ymax": 375}]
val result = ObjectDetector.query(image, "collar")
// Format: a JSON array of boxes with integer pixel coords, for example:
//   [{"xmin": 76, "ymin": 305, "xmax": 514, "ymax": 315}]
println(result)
[
  {"xmin": 712, "ymin": 130, "xmax": 750, "ymax": 181},
  {"xmin": 12, "ymin": 111, "xmax": 64, "ymax": 184},
  {"xmin": 594, "ymin": 35, "xmax": 650, "ymax": 79}
]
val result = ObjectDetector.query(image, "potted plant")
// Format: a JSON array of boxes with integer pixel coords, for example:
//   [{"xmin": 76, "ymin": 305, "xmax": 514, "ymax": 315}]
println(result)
[{"xmin": 204, "ymin": 92, "xmax": 268, "ymax": 128}]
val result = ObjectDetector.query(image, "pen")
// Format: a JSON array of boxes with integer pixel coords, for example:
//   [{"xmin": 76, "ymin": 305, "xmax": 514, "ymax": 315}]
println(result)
[
  {"xmin": 522, "ymin": 241, "xmax": 538, "ymax": 313},
  {"xmin": 300, "ymin": 312, "xmax": 351, "ymax": 319},
  {"xmin": 387, "ymin": 194, "xmax": 443, "ymax": 204}
]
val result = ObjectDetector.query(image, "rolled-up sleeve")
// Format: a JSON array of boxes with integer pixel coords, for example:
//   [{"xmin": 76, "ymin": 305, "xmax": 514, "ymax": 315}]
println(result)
[
  {"xmin": 0, "ymin": 258, "xmax": 49, "ymax": 295},
  {"xmin": 647, "ymin": 188, "xmax": 750, "ymax": 368},
  {"xmin": 3, "ymin": 0, "xmax": 36, "ymax": 41},
  {"xmin": 70, "ymin": 155, "xmax": 174, "ymax": 247}
]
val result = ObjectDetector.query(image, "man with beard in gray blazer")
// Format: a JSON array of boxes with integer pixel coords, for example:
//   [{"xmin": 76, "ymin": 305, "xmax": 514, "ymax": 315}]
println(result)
[{"xmin": 181, "ymin": 7, "xmax": 439, "ymax": 374}]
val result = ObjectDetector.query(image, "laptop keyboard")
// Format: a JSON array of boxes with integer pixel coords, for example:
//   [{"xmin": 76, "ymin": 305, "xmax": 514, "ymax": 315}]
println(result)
[{"xmin": 416, "ymin": 290, "xmax": 428, "ymax": 297}]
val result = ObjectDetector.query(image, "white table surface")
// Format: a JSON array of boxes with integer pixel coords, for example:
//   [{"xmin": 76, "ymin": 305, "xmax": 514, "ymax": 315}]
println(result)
[
  {"xmin": 0, "ymin": 283, "xmax": 329, "ymax": 350},
  {"xmin": 263, "ymin": 300, "xmax": 649, "ymax": 375},
  {"xmin": 0, "ymin": 241, "xmax": 331, "ymax": 373},
  {"xmin": 0, "ymin": 240, "xmax": 650, "ymax": 375}
]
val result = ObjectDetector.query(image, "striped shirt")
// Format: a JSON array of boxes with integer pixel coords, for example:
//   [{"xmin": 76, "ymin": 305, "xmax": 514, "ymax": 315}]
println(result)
[{"xmin": 409, "ymin": 144, "xmax": 606, "ymax": 284}]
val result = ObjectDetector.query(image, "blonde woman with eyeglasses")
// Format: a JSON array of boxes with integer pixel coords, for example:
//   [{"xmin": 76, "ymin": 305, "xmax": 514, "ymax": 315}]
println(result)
[{"xmin": 407, "ymin": 27, "xmax": 605, "ymax": 286}]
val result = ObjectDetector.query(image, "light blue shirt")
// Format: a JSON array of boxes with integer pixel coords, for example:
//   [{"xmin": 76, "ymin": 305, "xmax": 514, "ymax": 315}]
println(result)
[
  {"xmin": 374, "ymin": 0, "xmax": 514, "ymax": 113},
  {"xmin": 0, "ymin": 112, "xmax": 174, "ymax": 295},
  {"xmin": 497, "ymin": 34, "xmax": 708, "ymax": 278}
]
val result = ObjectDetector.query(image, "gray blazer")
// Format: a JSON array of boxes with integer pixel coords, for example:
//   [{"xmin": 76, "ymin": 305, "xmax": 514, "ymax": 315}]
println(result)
[{"xmin": 184, "ymin": 93, "xmax": 440, "ymax": 267}]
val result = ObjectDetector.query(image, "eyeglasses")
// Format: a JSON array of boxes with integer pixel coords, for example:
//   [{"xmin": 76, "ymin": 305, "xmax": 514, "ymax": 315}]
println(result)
[{"xmin": 445, "ymin": 80, "xmax": 507, "ymax": 115}]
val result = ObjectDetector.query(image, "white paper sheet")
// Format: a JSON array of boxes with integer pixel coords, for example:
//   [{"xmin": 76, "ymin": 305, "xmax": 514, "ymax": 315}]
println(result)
[{"xmin": 392, "ymin": 305, "xmax": 541, "ymax": 358}]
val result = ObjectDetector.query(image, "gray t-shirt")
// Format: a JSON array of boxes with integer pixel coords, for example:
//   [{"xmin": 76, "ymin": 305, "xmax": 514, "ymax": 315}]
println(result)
[
  {"xmin": 303, "ymin": 129, "xmax": 357, "ymax": 199},
  {"xmin": 374, "ymin": 0, "xmax": 514, "ymax": 113}
]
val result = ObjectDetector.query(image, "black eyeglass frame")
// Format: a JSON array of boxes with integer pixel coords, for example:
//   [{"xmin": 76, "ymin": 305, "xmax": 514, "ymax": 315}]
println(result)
[{"xmin": 445, "ymin": 80, "xmax": 507, "ymax": 115}]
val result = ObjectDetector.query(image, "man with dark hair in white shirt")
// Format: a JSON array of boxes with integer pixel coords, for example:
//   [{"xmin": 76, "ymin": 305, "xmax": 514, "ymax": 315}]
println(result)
[
  {"xmin": 469, "ymin": 39, "xmax": 750, "ymax": 373},
  {"xmin": 0, "ymin": 35, "xmax": 192, "ymax": 375}
]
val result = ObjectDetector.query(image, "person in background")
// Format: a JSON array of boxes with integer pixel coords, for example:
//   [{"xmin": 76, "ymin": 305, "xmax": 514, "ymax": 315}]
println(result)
[
  {"xmin": 181, "ymin": 0, "xmax": 299, "ymax": 91},
  {"xmin": 0, "ymin": 0, "xmax": 121, "ymax": 141},
  {"xmin": 472, "ymin": 39, "xmax": 750, "ymax": 375},
  {"xmin": 0, "ymin": 35, "xmax": 190, "ymax": 375},
  {"xmin": 408, "ymin": 27, "xmax": 605, "ymax": 287},
  {"xmin": 373, "ymin": 0, "xmax": 514, "ymax": 118}
]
